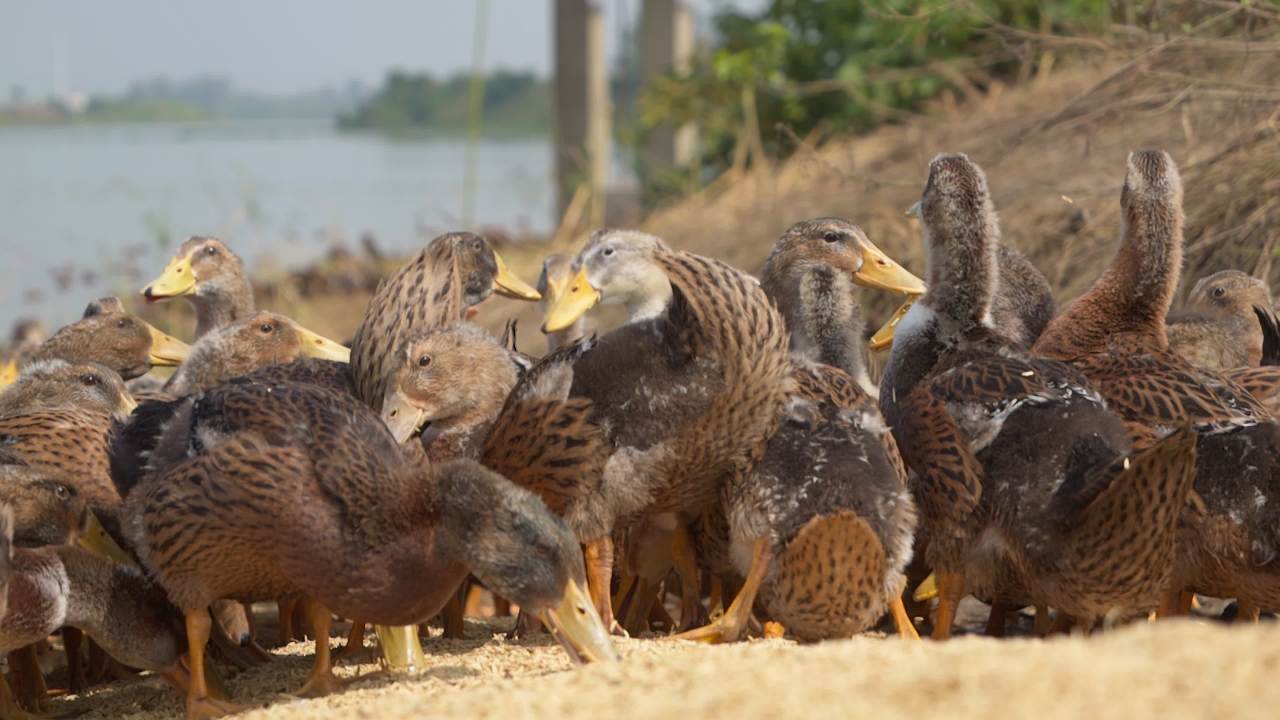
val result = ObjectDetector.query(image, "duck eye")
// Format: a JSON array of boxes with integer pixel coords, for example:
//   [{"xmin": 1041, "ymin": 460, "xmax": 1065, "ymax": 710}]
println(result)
[
  {"xmin": 205, "ymin": 246, "xmax": 218, "ymax": 256},
  {"xmin": 418, "ymin": 355, "xmax": 432, "ymax": 368},
  {"xmin": 603, "ymin": 247, "xmax": 615, "ymax": 257},
  {"xmin": 116, "ymin": 319, "xmax": 127, "ymax": 328},
  {"xmin": 823, "ymin": 231, "xmax": 841, "ymax": 243},
  {"xmin": 80, "ymin": 374, "xmax": 99, "ymax": 386},
  {"xmin": 1212, "ymin": 287, "xmax": 1226, "ymax": 298},
  {"xmin": 260, "ymin": 323, "xmax": 274, "ymax": 333},
  {"xmin": 54, "ymin": 484, "xmax": 71, "ymax": 500}
]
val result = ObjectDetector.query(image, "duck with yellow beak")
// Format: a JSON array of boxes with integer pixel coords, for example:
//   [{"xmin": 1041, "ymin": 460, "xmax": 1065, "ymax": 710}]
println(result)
[
  {"xmin": 142, "ymin": 236, "xmax": 256, "ymax": 339},
  {"xmin": 27, "ymin": 296, "xmax": 190, "ymax": 381},
  {"xmin": 163, "ymin": 311, "xmax": 350, "ymax": 396}
]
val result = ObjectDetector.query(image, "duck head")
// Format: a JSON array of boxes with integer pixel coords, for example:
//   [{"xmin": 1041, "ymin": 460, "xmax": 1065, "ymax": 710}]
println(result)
[
  {"xmin": 435, "ymin": 460, "xmax": 618, "ymax": 664},
  {"xmin": 0, "ymin": 360, "xmax": 136, "ymax": 421},
  {"xmin": 30, "ymin": 296, "xmax": 189, "ymax": 380},
  {"xmin": 142, "ymin": 236, "xmax": 255, "ymax": 336},
  {"xmin": 166, "ymin": 311, "xmax": 349, "ymax": 395},
  {"xmin": 380, "ymin": 324, "xmax": 520, "ymax": 447},
  {"xmin": 543, "ymin": 229, "xmax": 673, "ymax": 332},
  {"xmin": 1186, "ymin": 270, "xmax": 1272, "ymax": 322}
]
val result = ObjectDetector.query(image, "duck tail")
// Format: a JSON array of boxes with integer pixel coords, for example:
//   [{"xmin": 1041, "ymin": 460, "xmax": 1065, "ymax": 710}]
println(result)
[
  {"xmin": 1051, "ymin": 425, "xmax": 1197, "ymax": 585},
  {"xmin": 1256, "ymin": 306, "xmax": 1280, "ymax": 366},
  {"xmin": 654, "ymin": 251, "xmax": 793, "ymax": 490}
]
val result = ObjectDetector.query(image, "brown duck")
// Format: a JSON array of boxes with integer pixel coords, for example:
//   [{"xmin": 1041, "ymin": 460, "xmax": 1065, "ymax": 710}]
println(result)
[
  {"xmin": 1167, "ymin": 270, "xmax": 1277, "ymax": 370},
  {"xmin": 1034, "ymin": 150, "xmax": 1280, "ymax": 622},
  {"xmin": 120, "ymin": 378, "xmax": 615, "ymax": 718},
  {"xmin": 879, "ymin": 153, "xmax": 1197, "ymax": 638}
]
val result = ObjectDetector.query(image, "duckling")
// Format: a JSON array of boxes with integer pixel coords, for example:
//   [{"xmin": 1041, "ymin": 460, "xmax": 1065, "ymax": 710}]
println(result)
[
  {"xmin": 880, "ymin": 153, "xmax": 1198, "ymax": 638},
  {"xmin": 350, "ymin": 231, "xmax": 541, "ymax": 413},
  {"xmin": 1167, "ymin": 271, "xmax": 1276, "ymax": 370},
  {"xmin": 1033, "ymin": 151, "xmax": 1280, "ymax": 621},
  {"xmin": 120, "ymin": 379, "xmax": 616, "ymax": 718},
  {"xmin": 537, "ymin": 254, "xmax": 584, "ymax": 352},
  {"xmin": 25, "ymin": 296, "xmax": 190, "ymax": 381},
  {"xmin": 164, "ymin": 311, "xmax": 350, "ymax": 396},
  {"xmin": 142, "ymin": 237, "xmax": 254, "ymax": 338}
]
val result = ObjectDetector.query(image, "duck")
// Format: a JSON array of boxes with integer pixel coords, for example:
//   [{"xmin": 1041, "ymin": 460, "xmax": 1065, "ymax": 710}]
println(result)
[
  {"xmin": 537, "ymin": 254, "xmax": 584, "ymax": 352},
  {"xmin": 24, "ymin": 296, "xmax": 190, "ymax": 381},
  {"xmin": 141, "ymin": 237, "xmax": 255, "ymax": 338},
  {"xmin": 163, "ymin": 310, "xmax": 350, "ymax": 396},
  {"xmin": 119, "ymin": 378, "xmax": 616, "ymax": 718},
  {"xmin": 349, "ymin": 231, "xmax": 541, "ymax": 413},
  {"xmin": 1033, "ymin": 150, "xmax": 1280, "ymax": 622},
  {"xmin": 1166, "ymin": 270, "xmax": 1277, "ymax": 370},
  {"xmin": 535, "ymin": 229, "xmax": 920, "ymax": 643},
  {"xmin": 384, "ymin": 236, "xmax": 791, "ymax": 636},
  {"xmin": 0, "ymin": 464, "xmax": 188, "ymax": 717},
  {"xmin": 879, "ymin": 153, "xmax": 1198, "ymax": 639}
]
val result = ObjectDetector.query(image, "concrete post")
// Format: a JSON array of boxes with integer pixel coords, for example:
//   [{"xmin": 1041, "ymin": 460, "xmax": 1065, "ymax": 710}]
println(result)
[
  {"xmin": 639, "ymin": 0, "xmax": 696, "ymax": 179},
  {"xmin": 553, "ymin": 0, "xmax": 610, "ymax": 228}
]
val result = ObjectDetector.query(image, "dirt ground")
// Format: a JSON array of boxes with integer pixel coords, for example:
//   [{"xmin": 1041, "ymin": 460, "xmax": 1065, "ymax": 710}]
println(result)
[{"xmin": 49, "ymin": 612, "xmax": 1279, "ymax": 720}]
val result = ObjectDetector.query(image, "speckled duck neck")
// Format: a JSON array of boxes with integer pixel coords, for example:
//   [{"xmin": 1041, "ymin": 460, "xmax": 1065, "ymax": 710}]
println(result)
[
  {"xmin": 762, "ymin": 264, "xmax": 872, "ymax": 391},
  {"xmin": 192, "ymin": 279, "xmax": 255, "ymax": 339}
]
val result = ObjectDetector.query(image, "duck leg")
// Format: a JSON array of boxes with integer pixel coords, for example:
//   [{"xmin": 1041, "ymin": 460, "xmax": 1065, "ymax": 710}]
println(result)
[
  {"xmin": 889, "ymin": 596, "xmax": 920, "ymax": 640},
  {"xmin": 277, "ymin": 596, "xmax": 299, "ymax": 645},
  {"xmin": 985, "ymin": 602, "xmax": 1008, "ymax": 637},
  {"xmin": 440, "ymin": 586, "xmax": 466, "ymax": 639},
  {"xmin": 62, "ymin": 628, "xmax": 85, "ymax": 694},
  {"xmin": 0, "ymin": 674, "xmax": 39, "ymax": 720},
  {"xmin": 184, "ymin": 609, "xmax": 245, "ymax": 720},
  {"xmin": 584, "ymin": 537, "xmax": 624, "ymax": 636},
  {"xmin": 1033, "ymin": 606, "xmax": 1053, "ymax": 636},
  {"xmin": 336, "ymin": 621, "xmax": 373, "ymax": 664},
  {"xmin": 7, "ymin": 646, "xmax": 47, "ymax": 713},
  {"xmin": 296, "ymin": 599, "xmax": 347, "ymax": 698},
  {"xmin": 707, "ymin": 575, "xmax": 724, "ymax": 617},
  {"xmin": 1236, "ymin": 600, "xmax": 1261, "ymax": 623},
  {"xmin": 673, "ymin": 538, "xmax": 772, "ymax": 644},
  {"xmin": 672, "ymin": 524, "xmax": 705, "ymax": 631},
  {"xmin": 930, "ymin": 571, "xmax": 965, "ymax": 640},
  {"xmin": 1155, "ymin": 589, "xmax": 1192, "ymax": 619}
]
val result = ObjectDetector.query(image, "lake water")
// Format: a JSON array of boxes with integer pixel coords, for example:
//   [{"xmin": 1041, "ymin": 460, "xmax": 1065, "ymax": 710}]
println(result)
[{"xmin": 0, "ymin": 120, "xmax": 557, "ymax": 332}]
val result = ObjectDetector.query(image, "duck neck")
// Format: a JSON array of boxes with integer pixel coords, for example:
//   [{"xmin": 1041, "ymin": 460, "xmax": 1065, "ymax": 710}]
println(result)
[
  {"xmin": 1097, "ymin": 205, "xmax": 1182, "ymax": 332},
  {"xmin": 923, "ymin": 224, "xmax": 997, "ymax": 335},
  {"xmin": 56, "ymin": 547, "xmax": 181, "ymax": 671},
  {"xmin": 620, "ymin": 272, "xmax": 673, "ymax": 323},
  {"xmin": 192, "ymin": 279, "xmax": 254, "ymax": 338},
  {"xmin": 762, "ymin": 264, "xmax": 871, "ymax": 387}
]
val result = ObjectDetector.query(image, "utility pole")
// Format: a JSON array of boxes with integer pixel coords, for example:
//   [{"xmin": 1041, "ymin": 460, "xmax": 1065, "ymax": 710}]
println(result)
[{"xmin": 553, "ymin": 0, "xmax": 610, "ymax": 230}]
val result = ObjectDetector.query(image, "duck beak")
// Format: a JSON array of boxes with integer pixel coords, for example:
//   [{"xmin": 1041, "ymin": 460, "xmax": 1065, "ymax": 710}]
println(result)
[
  {"xmin": 912, "ymin": 571, "xmax": 939, "ymax": 602},
  {"xmin": 0, "ymin": 359, "xmax": 17, "ymax": 388},
  {"xmin": 381, "ymin": 390, "xmax": 430, "ymax": 445},
  {"xmin": 853, "ymin": 238, "xmax": 927, "ymax": 296},
  {"xmin": 905, "ymin": 200, "xmax": 922, "ymax": 218},
  {"xmin": 145, "ymin": 324, "xmax": 191, "ymax": 366},
  {"xmin": 118, "ymin": 392, "xmax": 139, "ymax": 419},
  {"xmin": 541, "ymin": 577, "xmax": 619, "ymax": 665},
  {"xmin": 296, "ymin": 326, "xmax": 351, "ymax": 363},
  {"xmin": 869, "ymin": 299, "xmax": 915, "ymax": 351},
  {"xmin": 492, "ymin": 252, "xmax": 542, "ymax": 301},
  {"xmin": 374, "ymin": 624, "xmax": 427, "ymax": 673},
  {"xmin": 78, "ymin": 511, "xmax": 134, "ymax": 565},
  {"xmin": 542, "ymin": 268, "xmax": 600, "ymax": 333},
  {"xmin": 142, "ymin": 254, "xmax": 197, "ymax": 302}
]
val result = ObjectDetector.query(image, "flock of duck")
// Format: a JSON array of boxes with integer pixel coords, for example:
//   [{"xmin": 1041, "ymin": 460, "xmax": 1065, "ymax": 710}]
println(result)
[{"xmin": 0, "ymin": 149, "xmax": 1278, "ymax": 719}]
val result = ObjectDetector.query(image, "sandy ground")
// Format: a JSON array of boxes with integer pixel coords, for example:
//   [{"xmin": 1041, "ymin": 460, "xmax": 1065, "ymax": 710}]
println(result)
[{"xmin": 49, "ymin": 612, "xmax": 1279, "ymax": 720}]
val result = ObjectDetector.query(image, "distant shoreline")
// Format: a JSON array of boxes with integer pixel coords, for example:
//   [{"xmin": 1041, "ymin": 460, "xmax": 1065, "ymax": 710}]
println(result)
[{"xmin": 0, "ymin": 115, "xmax": 551, "ymax": 141}]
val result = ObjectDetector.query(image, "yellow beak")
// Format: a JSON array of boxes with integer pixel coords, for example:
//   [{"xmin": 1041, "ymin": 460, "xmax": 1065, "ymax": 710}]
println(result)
[
  {"xmin": 542, "ymin": 267, "xmax": 601, "ymax": 333},
  {"xmin": 492, "ymin": 251, "xmax": 542, "ymax": 301},
  {"xmin": 78, "ymin": 511, "xmax": 135, "ymax": 566},
  {"xmin": 374, "ymin": 624, "xmax": 427, "ymax": 673},
  {"xmin": 913, "ymin": 572, "xmax": 939, "ymax": 602},
  {"xmin": 869, "ymin": 299, "xmax": 915, "ymax": 351},
  {"xmin": 541, "ymin": 577, "xmax": 619, "ymax": 664},
  {"xmin": 854, "ymin": 239, "xmax": 927, "ymax": 296},
  {"xmin": 142, "ymin": 254, "xmax": 197, "ymax": 301},
  {"xmin": 296, "ymin": 326, "xmax": 351, "ymax": 363},
  {"xmin": 0, "ymin": 359, "xmax": 17, "ymax": 388},
  {"xmin": 381, "ymin": 390, "xmax": 430, "ymax": 445},
  {"xmin": 145, "ymin": 324, "xmax": 191, "ymax": 366}
]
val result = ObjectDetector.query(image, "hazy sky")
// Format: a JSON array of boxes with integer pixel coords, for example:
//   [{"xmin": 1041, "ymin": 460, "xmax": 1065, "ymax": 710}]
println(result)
[{"xmin": 1, "ymin": 0, "xmax": 767, "ymax": 97}]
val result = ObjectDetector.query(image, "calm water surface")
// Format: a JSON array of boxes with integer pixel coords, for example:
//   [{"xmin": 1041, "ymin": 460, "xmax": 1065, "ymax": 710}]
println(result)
[{"xmin": 0, "ymin": 120, "xmax": 554, "ymax": 331}]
